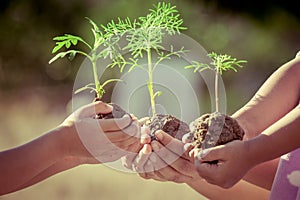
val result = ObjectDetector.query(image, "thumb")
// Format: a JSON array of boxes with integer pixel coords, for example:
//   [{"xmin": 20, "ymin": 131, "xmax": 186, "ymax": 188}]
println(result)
[{"xmin": 196, "ymin": 146, "xmax": 224, "ymax": 162}]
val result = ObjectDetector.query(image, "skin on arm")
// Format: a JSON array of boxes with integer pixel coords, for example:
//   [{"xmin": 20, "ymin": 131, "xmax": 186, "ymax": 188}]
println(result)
[
  {"xmin": 0, "ymin": 101, "xmax": 141, "ymax": 195},
  {"xmin": 233, "ymin": 56, "xmax": 300, "ymax": 138},
  {"xmin": 195, "ymin": 56, "xmax": 300, "ymax": 189}
]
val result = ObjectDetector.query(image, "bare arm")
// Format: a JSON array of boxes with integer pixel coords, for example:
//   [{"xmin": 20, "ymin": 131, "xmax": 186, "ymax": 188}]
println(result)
[
  {"xmin": 233, "ymin": 56, "xmax": 300, "ymax": 138},
  {"xmin": 195, "ymin": 56, "xmax": 300, "ymax": 189},
  {"xmin": 0, "ymin": 101, "xmax": 140, "ymax": 195},
  {"xmin": 231, "ymin": 56, "xmax": 300, "ymax": 188}
]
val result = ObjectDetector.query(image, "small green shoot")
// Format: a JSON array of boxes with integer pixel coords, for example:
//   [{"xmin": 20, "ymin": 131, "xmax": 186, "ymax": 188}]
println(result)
[
  {"xmin": 49, "ymin": 18, "xmax": 131, "ymax": 98},
  {"xmin": 185, "ymin": 52, "xmax": 247, "ymax": 112}
]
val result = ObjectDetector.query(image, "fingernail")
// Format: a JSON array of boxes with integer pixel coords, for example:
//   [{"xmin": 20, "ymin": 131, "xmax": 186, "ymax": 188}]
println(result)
[
  {"xmin": 151, "ymin": 142, "xmax": 159, "ymax": 152},
  {"xmin": 155, "ymin": 131, "xmax": 163, "ymax": 141}
]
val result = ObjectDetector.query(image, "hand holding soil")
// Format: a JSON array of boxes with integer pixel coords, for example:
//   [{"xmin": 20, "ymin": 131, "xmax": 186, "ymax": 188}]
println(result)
[
  {"xmin": 121, "ymin": 128, "xmax": 197, "ymax": 182},
  {"xmin": 193, "ymin": 140, "xmax": 257, "ymax": 189},
  {"xmin": 62, "ymin": 101, "xmax": 141, "ymax": 164}
]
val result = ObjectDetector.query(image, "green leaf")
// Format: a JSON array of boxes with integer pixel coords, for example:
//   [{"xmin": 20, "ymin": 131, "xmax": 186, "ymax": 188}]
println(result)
[
  {"xmin": 68, "ymin": 51, "xmax": 77, "ymax": 61},
  {"xmin": 51, "ymin": 34, "xmax": 89, "ymax": 53},
  {"xmin": 101, "ymin": 79, "xmax": 123, "ymax": 87},
  {"xmin": 52, "ymin": 42, "xmax": 65, "ymax": 53},
  {"xmin": 49, "ymin": 50, "xmax": 79, "ymax": 64},
  {"xmin": 74, "ymin": 83, "xmax": 96, "ymax": 94},
  {"xmin": 154, "ymin": 91, "xmax": 162, "ymax": 99}
]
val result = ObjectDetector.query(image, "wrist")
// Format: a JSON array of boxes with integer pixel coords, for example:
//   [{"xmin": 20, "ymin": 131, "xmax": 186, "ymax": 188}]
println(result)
[
  {"xmin": 55, "ymin": 124, "xmax": 79, "ymax": 158},
  {"xmin": 244, "ymin": 135, "xmax": 269, "ymax": 167},
  {"xmin": 57, "ymin": 124, "xmax": 97, "ymax": 165}
]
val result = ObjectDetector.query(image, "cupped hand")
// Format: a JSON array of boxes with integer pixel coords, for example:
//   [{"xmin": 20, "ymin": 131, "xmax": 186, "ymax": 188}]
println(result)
[
  {"xmin": 122, "ymin": 128, "xmax": 201, "ymax": 184},
  {"xmin": 60, "ymin": 101, "xmax": 141, "ymax": 164},
  {"xmin": 194, "ymin": 140, "xmax": 255, "ymax": 188}
]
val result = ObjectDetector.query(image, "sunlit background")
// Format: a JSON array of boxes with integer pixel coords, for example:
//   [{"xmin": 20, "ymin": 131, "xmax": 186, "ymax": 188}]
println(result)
[{"xmin": 0, "ymin": 0, "xmax": 299, "ymax": 199}]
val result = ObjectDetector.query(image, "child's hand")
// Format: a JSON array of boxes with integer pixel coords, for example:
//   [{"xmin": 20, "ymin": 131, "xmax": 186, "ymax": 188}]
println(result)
[
  {"xmin": 194, "ymin": 140, "xmax": 255, "ymax": 188},
  {"xmin": 60, "ymin": 101, "xmax": 141, "ymax": 164}
]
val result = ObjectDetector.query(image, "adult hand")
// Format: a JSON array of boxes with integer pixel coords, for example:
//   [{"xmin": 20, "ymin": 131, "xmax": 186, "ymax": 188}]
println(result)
[
  {"xmin": 60, "ymin": 101, "xmax": 141, "ymax": 164},
  {"xmin": 122, "ymin": 129, "xmax": 199, "ymax": 184}
]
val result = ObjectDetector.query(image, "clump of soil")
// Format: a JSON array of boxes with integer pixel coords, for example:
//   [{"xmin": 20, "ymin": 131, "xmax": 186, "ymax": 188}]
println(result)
[
  {"xmin": 190, "ymin": 112, "xmax": 244, "ymax": 149},
  {"xmin": 146, "ymin": 114, "xmax": 190, "ymax": 141}
]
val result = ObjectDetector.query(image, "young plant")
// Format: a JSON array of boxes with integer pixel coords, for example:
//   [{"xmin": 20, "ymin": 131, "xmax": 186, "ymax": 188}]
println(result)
[
  {"xmin": 185, "ymin": 52, "xmax": 247, "ymax": 113},
  {"xmin": 49, "ymin": 18, "xmax": 132, "ymax": 99},
  {"xmin": 186, "ymin": 52, "xmax": 247, "ymax": 149},
  {"xmin": 112, "ymin": 2, "xmax": 187, "ymax": 117}
]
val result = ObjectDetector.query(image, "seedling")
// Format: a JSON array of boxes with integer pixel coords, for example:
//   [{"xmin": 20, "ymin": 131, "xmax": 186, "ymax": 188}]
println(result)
[
  {"xmin": 108, "ymin": 2, "xmax": 191, "ymax": 139},
  {"xmin": 186, "ymin": 52, "xmax": 247, "ymax": 150},
  {"xmin": 49, "ymin": 18, "xmax": 136, "ymax": 118},
  {"xmin": 185, "ymin": 52, "xmax": 247, "ymax": 113},
  {"xmin": 110, "ymin": 2, "xmax": 187, "ymax": 117},
  {"xmin": 49, "ymin": 17, "xmax": 132, "ymax": 99}
]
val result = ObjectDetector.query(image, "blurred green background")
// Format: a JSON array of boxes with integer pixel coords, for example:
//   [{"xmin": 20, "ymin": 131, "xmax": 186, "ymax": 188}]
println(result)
[{"xmin": 0, "ymin": 0, "xmax": 299, "ymax": 199}]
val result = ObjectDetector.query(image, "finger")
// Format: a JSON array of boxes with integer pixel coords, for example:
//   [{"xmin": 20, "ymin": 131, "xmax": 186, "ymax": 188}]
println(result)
[
  {"xmin": 138, "ymin": 117, "xmax": 150, "ymax": 126},
  {"xmin": 154, "ymin": 130, "xmax": 185, "ymax": 157},
  {"xmin": 113, "ymin": 136, "xmax": 140, "ymax": 151},
  {"xmin": 154, "ymin": 166, "xmax": 192, "ymax": 183},
  {"xmin": 126, "ymin": 141, "xmax": 143, "ymax": 154},
  {"xmin": 141, "ymin": 133, "xmax": 151, "ymax": 144},
  {"xmin": 133, "ymin": 144, "xmax": 152, "ymax": 173},
  {"xmin": 153, "ymin": 141, "xmax": 198, "ymax": 178},
  {"xmin": 143, "ymin": 159, "xmax": 155, "ymax": 173},
  {"xmin": 196, "ymin": 146, "xmax": 224, "ymax": 162},
  {"xmin": 182, "ymin": 132, "xmax": 194, "ymax": 143},
  {"xmin": 194, "ymin": 159, "xmax": 219, "ymax": 183},
  {"xmin": 183, "ymin": 143, "xmax": 194, "ymax": 161},
  {"xmin": 139, "ymin": 160, "xmax": 158, "ymax": 180},
  {"xmin": 151, "ymin": 141, "xmax": 180, "ymax": 167},
  {"xmin": 141, "ymin": 126, "xmax": 151, "ymax": 135},
  {"xmin": 104, "ymin": 122, "xmax": 140, "ymax": 141},
  {"xmin": 78, "ymin": 101, "xmax": 113, "ymax": 118},
  {"xmin": 121, "ymin": 155, "xmax": 135, "ymax": 170},
  {"xmin": 98, "ymin": 114, "xmax": 133, "ymax": 132},
  {"xmin": 121, "ymin": 143, "xmax": 145, "ymax": 170}
]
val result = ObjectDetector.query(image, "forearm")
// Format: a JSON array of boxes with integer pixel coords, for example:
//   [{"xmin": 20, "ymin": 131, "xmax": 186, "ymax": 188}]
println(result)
[
  {"xmin": 0, "ymin": 127, "xmax": 68, "ymax": 195},
  {"xmin": 233, "ymin": 56, "xmax": 300, "ymax": 139},
  {"xmin": 247, "ymin": 105, "xmax": 300, "ymax": 165},
  {"xmin": 244, "ymin": 158, "xmax": 279, "ymax": 190},
  {"xmin": 11, "ymin": 157, "xmax": 81, "ymax": 193},
  {"xmin": 187, "ymin": 179, "xmax": 269, "ymax": 200}
]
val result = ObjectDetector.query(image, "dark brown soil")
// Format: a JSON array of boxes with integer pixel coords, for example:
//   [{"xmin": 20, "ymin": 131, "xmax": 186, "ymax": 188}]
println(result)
[
  {"xmin": 190, "ymin": 112, "xmax": 244, "ymax": 149},
  {"xmin": 147, "ymin": 114, "xmax": 190, "ymax": 141}
]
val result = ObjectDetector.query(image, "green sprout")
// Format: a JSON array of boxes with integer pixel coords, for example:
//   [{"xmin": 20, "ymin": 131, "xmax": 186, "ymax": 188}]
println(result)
[
  {"xmin": 109, "ymin": 2, "xmax": 187, "ymax": 116},
  {"xmin": 185, "ymin": 52, "xmax": 247, "ymax": 112},
  {"xmin": 49, "ymin": 17, "xmax": 133, "ymax": 98}
]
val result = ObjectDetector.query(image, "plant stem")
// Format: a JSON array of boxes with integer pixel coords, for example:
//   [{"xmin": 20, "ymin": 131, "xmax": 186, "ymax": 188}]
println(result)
[
  {"xmin": 91, "ymin": 53, "xmax": 101, "ymax": 98},
  {"xmin": 215, "ymin": 59, "xmax": 220, "ymax": 113},
  {"xmin": 147, "ymin": 48, "xmax": 156, "ymax": 116}
]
